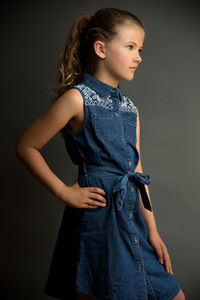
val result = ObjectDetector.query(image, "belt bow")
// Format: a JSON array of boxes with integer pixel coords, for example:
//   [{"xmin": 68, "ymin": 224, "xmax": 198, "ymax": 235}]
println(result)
[{"xmin": 112, "ymin": 171, "xmax": 152, "ymax": 211}]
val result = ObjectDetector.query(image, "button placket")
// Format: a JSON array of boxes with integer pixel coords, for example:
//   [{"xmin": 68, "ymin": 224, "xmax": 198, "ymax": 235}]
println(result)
[
  {"xmin": 130, "ymin": 232, "xmax": 143, "ymax": 272},
  {"xmin": 129, "ymin": 211, "xmax": 133, "ymax": 218}
]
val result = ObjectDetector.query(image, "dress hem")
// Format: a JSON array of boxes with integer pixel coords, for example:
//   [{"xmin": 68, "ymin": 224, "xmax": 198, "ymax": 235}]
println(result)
[
  {"xmin": 167, "ymin": 286, "xmax": 181, "ymax": 300},
  {"xmin": 44, "ymin": 286, "xmax": 181, "ymax": 300}
]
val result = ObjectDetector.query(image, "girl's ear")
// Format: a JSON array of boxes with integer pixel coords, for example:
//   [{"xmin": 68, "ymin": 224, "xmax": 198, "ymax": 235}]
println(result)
[{"xmin": 93, "ymin": 40, "xmax": 106, "ymax": 59}]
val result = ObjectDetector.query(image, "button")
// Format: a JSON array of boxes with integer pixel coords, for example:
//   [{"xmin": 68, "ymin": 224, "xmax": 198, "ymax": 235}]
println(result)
[
  {"xmin": 115, "ymin": 113, "xmax": 119, "ymax": 117},
  {"xmin": 131, "ymin": 186, "xmax": 134, "ymax": 192},
  {"xmin": 121, "ymin": 137, "xmax": 125, "ymax": 141},
  {"xmin": 128, "ymin": 160, "xmax": 132, "ymax": 166},
  {"xmin": 134, "ymin": 237, "xmax": 138, "ymax": 243},
  {"xmin": 138, "ymin": 263, "xmax": 142, "ymax": 270},
  {"xmin": 129, "ymin": 212, "xmax": 133, "ymax": 218}
]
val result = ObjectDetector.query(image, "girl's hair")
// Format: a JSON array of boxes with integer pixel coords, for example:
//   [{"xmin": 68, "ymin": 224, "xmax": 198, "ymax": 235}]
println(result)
[{"xmin": 49, "ymin": 7, "xmax": 145, "ymax": 103}]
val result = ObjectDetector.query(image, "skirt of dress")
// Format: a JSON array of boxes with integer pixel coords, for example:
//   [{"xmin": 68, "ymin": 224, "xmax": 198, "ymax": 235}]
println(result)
[{"xmin": 44, "ymin": 172, "xmax": 181, "ymax": 300}]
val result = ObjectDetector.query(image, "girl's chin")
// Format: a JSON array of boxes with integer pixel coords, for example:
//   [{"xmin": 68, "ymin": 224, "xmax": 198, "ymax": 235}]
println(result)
[{"xmin": 126, "ymin": 73, "xmax": 135, "ymax": 80}]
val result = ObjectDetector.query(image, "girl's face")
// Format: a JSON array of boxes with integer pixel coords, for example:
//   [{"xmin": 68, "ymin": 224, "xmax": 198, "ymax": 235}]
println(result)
[{"xmin": 102, "ymin": 23, "xmax": 145, "ymax": 84}]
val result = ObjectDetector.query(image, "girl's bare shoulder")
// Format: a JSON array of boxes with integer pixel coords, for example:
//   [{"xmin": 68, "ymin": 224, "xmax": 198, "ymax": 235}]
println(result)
[
  {"xmin": 56, "ymin": 87, "xmax": 83, "ymax": 114},
  {"xmin": 16, "ymin": 88, "xmax": 84, "ymax": 151}
]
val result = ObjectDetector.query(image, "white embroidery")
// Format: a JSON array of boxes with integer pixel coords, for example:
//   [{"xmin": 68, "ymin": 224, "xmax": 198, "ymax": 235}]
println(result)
[
  {"xmin": 120, "ymin": 95, "xmax": 137, "ymax": 114},
  {"xmin": 74, "ymin": 84, "xmax": 113, "ymax": 110},
  {"xmin": 73, "ymin": 83, "xmax": 137, "ymax": 114}
]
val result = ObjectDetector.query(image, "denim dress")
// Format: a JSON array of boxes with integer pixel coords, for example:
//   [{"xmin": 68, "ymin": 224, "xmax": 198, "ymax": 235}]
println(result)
[{"xmin": 44, "ymin": 72, "xmax": 181, "ymax": 300}]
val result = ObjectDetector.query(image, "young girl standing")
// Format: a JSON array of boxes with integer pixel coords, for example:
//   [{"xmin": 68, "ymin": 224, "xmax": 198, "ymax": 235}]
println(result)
[{"xmin": 15, "ymin": 7, "xmax": 185, "ymax": 300}]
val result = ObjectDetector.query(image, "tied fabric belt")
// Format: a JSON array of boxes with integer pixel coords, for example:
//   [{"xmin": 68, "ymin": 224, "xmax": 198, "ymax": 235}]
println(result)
[{"xmin": 78, "ymin": 162, "xmax": 153, "ymax": 212}]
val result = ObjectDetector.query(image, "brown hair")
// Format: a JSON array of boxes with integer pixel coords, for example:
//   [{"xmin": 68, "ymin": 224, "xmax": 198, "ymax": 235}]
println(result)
[{"xmin": 49, "ymin": 7, "xmax": 145, "ymax": 103}]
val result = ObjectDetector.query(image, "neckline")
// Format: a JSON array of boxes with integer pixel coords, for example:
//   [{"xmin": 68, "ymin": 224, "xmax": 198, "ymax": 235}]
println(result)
[{"xmin": 82, "ymin": 72, "xmax": 123, "ymax": 100}]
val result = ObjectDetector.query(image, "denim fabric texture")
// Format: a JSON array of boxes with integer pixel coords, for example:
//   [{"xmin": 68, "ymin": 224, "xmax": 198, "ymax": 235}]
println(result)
[{"xmin": 44, "ymin": 72, "xmax": 181, "ymax": 300}]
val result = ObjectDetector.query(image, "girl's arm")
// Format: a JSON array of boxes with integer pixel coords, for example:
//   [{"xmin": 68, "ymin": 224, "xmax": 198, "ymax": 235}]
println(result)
[
  {"xmin": 134, "ymin": 107, "xmax": 174, "ymax": 274},
  {"xmin": 134, "ymin": 107, "xmax": 158, "ymax": 235},
  {"xmin": 15, "ymin": 89, "xmax": 106, "ymax": 208},
  {"xmin": 15, "ymin": 89, "xmax": 82, "ymax": 200}
]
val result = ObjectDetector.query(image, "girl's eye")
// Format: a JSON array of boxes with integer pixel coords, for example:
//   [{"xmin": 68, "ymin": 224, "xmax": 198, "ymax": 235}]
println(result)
[
  {"xmin": 127, "ymin": 45, "xmax": 143, "ymax": 54},
  {"xmin": 127, "ymin": 45, "xmax": 133, "ymax": 50}
]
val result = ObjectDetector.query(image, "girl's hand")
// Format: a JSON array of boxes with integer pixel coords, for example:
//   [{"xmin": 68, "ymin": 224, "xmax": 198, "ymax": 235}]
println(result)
[
  {"xmin": 148, "ymin": 231, "xmax": 174, "ymax": 275},
  {"xmin": 59, "ymin": 179, "xmax": 107, "ymax": 209}
]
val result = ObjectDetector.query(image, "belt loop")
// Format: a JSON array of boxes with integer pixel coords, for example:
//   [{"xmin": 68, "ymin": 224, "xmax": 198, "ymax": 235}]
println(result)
[
  {"xmin": 78, "ymin": 161, "xmax": 88, "ymax": 176},
  {"xmin": 83, "ymin": 161, "xmax": 87, "ymax": 176}
]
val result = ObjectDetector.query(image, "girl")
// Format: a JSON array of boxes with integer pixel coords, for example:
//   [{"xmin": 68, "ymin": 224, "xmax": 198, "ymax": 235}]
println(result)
[{"xmin": 15, "ymin": 7, "xmax": 185, "ymax": 300}]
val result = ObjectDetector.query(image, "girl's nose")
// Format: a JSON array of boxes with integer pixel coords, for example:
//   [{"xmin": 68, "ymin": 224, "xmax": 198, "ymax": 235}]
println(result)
[{"xmin": 133, "ymin": 53, "xmax": 142, "ymax": 64}]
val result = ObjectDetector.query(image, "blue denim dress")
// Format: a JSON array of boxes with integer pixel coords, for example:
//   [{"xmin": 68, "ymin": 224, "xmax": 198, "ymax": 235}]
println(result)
[{"xmin": 44, "ymin": 72, "xmax": 181, "ymax": 300}]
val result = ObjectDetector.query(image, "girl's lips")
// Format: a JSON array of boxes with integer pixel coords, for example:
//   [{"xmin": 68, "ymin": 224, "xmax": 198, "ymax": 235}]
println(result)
[{"xmin": 130, "ymin": 67, "xmax": 136, "ymax": 71}]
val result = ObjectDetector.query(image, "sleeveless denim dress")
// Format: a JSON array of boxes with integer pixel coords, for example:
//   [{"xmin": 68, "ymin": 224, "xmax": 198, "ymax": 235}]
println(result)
[{"xmin": 44, "ymin": 72, "xmax": 181, "ymax": 300}]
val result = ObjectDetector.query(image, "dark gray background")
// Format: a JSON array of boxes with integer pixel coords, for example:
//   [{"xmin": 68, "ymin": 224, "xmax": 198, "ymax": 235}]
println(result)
[{"xmin": 1, "ymin": 0, "xmax": 199, "ymax": 299}]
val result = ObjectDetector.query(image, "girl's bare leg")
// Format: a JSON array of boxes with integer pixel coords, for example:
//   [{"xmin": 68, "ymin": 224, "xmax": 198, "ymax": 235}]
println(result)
[
  {"xmin": 173, "ymin": 288, "xmax": 186, "ymax": 300},
  {"xmin": 75, "ymin": 291, "xmax": 96, "ymax": 300}
]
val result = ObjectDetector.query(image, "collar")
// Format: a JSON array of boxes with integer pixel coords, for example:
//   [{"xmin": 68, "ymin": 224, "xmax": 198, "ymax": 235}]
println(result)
[{"xmin": 82, "ymin": 71, "xmax": 124, "ymax": 100}]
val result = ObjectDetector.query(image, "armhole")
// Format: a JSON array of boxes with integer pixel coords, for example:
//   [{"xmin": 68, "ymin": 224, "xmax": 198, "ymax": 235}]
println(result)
[
  {"xmin": 135, "ymin": 105, "xmax": 139, "ymax": 145},
  {"xmin": 62, "ymin": 85, "xmax": 88, "ymax": 137}
]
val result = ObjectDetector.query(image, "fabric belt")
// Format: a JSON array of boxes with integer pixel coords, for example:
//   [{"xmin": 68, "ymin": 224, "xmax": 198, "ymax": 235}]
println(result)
[{"xmin": 78, "ymin": 162, "xmax": 153, "ymax": 212}]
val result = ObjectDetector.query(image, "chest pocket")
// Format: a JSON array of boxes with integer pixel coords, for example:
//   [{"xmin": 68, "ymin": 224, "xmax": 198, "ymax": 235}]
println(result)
[
  {"xmin": 93, "ymin": 113, "xmax": 118, "ymax": 142},
  {"xmin": 124, "ymin": 120, "xmax": 137, "ymax": 145}
]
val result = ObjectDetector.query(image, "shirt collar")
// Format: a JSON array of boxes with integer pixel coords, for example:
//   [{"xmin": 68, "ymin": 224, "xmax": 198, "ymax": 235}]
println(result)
[{"xmin": 81, "ymin": 71, "xmax": 124, "ymax": 100}]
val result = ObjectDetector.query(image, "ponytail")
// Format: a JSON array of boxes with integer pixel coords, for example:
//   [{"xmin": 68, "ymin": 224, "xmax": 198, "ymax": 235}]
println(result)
[{"xmin": 50, "ymin": 14, "xmax": 92, "ymax": 103}]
